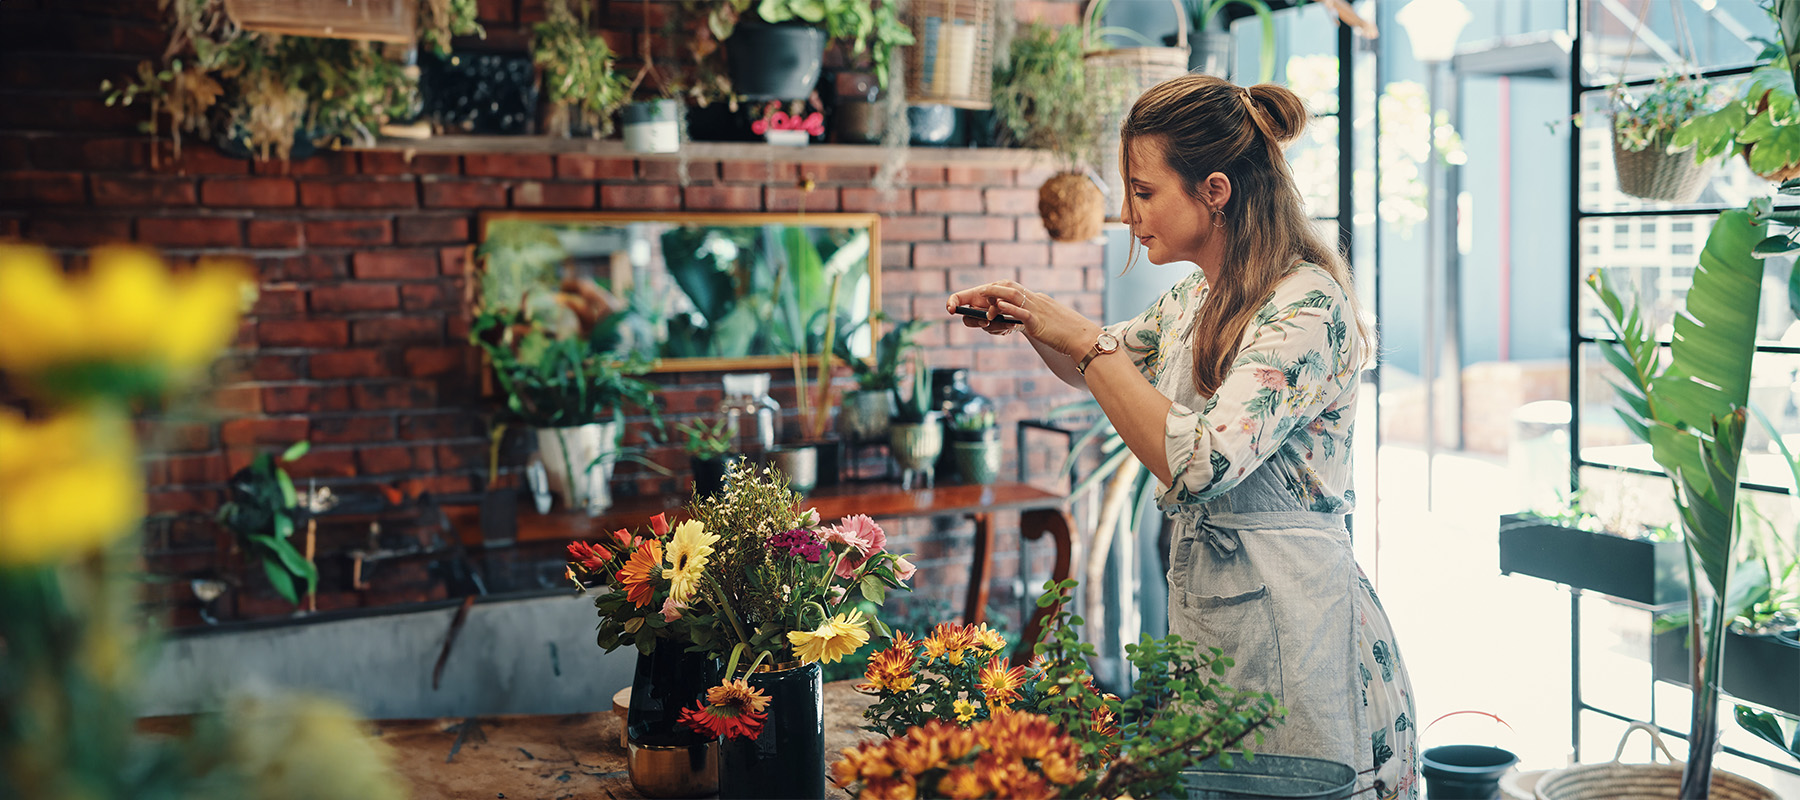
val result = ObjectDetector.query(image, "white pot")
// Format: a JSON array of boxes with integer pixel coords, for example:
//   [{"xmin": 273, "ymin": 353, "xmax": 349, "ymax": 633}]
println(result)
[{"xmin": 535, "ymin": 422, "xmax": 618, "ymax": 515}]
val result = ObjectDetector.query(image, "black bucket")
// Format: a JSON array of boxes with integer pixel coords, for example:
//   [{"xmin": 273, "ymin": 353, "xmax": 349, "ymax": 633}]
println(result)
[
  {"xmin": 1180, "ymin": 752, "xmax": 1357, "ymax": 799},
  {"xmin": 1420, "ymin": 745, "xmax": 1517, "ymax": 799}
]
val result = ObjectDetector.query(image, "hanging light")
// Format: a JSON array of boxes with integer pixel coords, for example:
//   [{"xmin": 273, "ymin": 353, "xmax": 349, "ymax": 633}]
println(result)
[{"xmin": 1396, "ymin": 0, "xmax": 1471, "ymax": 64}]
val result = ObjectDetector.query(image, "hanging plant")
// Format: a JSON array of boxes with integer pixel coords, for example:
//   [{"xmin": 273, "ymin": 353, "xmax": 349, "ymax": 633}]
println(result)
[
  {"xmin": 531, "ymin": 0, "xmax": 633, "ymax": 138},
  {"xmin": 992, "ymin": 23, "xmax": 1128, "ymax": 242},
  {"xmin": 1608, "ymin": 73, "xmax": 1720, "ymax": 203},
  {"xmin": 1673, "ymin": 3, "xmax": 1800, "ymax": 183}
]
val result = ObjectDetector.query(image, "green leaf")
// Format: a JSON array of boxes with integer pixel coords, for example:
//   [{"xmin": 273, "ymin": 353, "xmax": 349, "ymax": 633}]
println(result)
[
  {"xmin": 273, "ymin": 512, "xmax": 293, "ymax": 541},
  {"xmin": 262, "ymin": 558, "xmax": 299, "ymax": 605},
  {"xmin": 280, "ymin": 440, "xmax": 311, "ymax": 462},
  {"xmin": 251, "ymin": 534, "xmax": 317, "ymax": 589},
  {"xmin": 1754, "ymin": 234, "xmax": 1800, "ymax": 258},
  {"xmin": 276, "ymin": 467, "xmax": 297, "ymax": 510},
  {"xmin": 860, "ymin": 574, "xmax": 887, "ymax": 604},
  {"xmin": 1674, "ymin": 102, "xmax": 1748, "ymax": 162},
  {"xmin": 1741, "ymin": 119, "xmax": 1800, "ymax": 177}
]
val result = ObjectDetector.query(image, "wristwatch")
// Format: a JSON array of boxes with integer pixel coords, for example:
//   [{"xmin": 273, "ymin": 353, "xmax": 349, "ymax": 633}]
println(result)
[{"xmin": 1075, "ymin": 330, "xmax": 1121, "ymax": 376}]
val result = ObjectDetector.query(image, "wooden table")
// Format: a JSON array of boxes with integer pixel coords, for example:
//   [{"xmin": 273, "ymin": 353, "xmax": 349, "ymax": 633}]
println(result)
[
  {"xmin": 141, "ymin": 680, "xmax": 883, "ymax": 800},
  {"xmin": 449, "ymin": 482, "xmax": 1075, "ymax": 663}
]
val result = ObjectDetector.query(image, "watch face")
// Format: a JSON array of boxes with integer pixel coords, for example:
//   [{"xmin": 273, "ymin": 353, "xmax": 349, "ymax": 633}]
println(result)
[{"xmin": 1097, "ymin": 331, "xmax": 1120, "ymax": 352}]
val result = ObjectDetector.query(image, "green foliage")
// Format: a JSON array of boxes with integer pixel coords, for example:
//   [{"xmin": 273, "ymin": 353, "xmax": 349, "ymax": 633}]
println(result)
[
  {"xmin": 1611, "ymin": 73, "xmax": 1719, "ymax": 154},
  {"xmin": 1032, "ymin": 579, "xmax": 1284, "ymax": 798},
  {"xmin": 217, "ymin": 441, "xmax": 317, "ymax": 606},
  {"xmin": 1672, "ymin": 2, "xmax": 1800, "ymax": 178},
  {"xmin": 952, "ymin": 409, "xmax": 998, "ymax": 432},
  {"xmin": 892, "ymin": 352, "xmax": 932, "ymax": 423},
  {"xmin": 675, "ymin": 416, "xmax": 735, "ymax": 459},
  {"xmin": 1587, "ymin": 206, "xmax": 1767, "ymax": 797},
  {"xmin": 1177, "ymin": 0, "xmax": 1282, "ymax": 83},
  {"xmin": 835, "ymin": 315, "xmax": 928, "ymax": 392},
  {"xmin": 470, "ymin": 313, "xmax": 661, "ymax": 431},
  {"xmin": 98, "ymin": 0, "xmax": 472, "ymax": 162},
  {"xmin": 702, "ymin": 0, "xmax": 910, "ymax": 90},
  {"xmin": 475, "ymin": 219, "xmax": 565, "ymax": 321},
  {"xmin": 1736, "ymin": 705, "xmax": 1800, "ymax": 762},
  {"xmin": 533, "ymin": 0, "xmax": 633, "ymax": 138},
  {"xmin": 992, "ymin": 23, "xmax": 1130, "ymax": 171}
]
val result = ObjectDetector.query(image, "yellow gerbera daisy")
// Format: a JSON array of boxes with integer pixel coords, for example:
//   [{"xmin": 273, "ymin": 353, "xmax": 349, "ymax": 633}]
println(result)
[
  {"xmin": 788, "ymin": 610, "xmax": 871, "ymax": 664},
  {"xmin": 664, "ymin": 519, "xmax": 719, "ymax": 603},
  {"xmin": 0, "ymin": 407, "xmax": 142, "ymax": 566}
]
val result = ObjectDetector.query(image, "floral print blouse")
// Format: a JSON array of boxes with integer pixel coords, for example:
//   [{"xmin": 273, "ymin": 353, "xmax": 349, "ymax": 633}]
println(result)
[{"xmin": 1102, "ymin": 263, "xmax": 1363, "ymax": 515}]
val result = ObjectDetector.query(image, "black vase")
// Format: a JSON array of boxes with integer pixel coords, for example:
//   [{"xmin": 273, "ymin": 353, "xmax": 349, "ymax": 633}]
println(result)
[
  {"xmin": 931, "ymin": 368, "xmax": 995, "ymax": 482},
  {"xmin": 628, "ymin": 644, "xmax": 721, "ymax": 797},
  {"xmin": 726, "ymin": 20, "xmax": 825, "ymax": 101},
  {"xmin": 718, "ymin": 662, "xmax": 824, "ymax": 800},
  {"xmin": 692, "ymin": 454, "xmax": 743, "ymax": 499}
]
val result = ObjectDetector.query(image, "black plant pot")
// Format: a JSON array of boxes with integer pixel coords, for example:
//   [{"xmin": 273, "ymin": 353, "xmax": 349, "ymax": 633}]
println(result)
[
  {"xmin": 1653, "ymin": 626, "xmax": 1800, "ymax": 715},
  {"xmin": 907, "ymin": 104, "xmax": 963, "ymax": 147},
  {"xmin": 718, "ymin": 662, "xmax": 824, "ymax": 800},
  {"xmin": 478, "ymin": 487, "xmax": 517, "ymax": 547},
  {"xmin": 692, "ymin": 454, "xmax": 744, "ymax": 499},
  {"xmin": 420, "ymin": 50, "xmax": 539, "ymax": 135},
  {"xmin": 727, "ymin": 20, "xmax": 825, "ymax": 101},
  {"xmin": 1496, "ymin": 514, "xmax": 1686, "ymax": 606},
  {"xmin": 684, "ymin": 103, "xmax": 757, "ymax": 142},
  {"xmin": 1420, "ymin": 745, "xmax": 1517, "ymax": 799},
  {"xmin": 627, "ymin": 644, "xmax": 720, "ymax": 797}
]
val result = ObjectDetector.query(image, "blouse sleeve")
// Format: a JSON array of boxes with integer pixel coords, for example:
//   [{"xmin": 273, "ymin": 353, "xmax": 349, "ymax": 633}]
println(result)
[
  {"xmin": 1159, "ymin": 271, "xmax": 1357, "ymax": 506},
  {"xmin": 1102, "ymin": 269, "xmax": 1201, "ymax": 385}
]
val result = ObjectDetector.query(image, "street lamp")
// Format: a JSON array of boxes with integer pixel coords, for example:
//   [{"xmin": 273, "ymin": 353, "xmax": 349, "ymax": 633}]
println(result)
[{"xmin": 1396, "ymin": 0, "xmax": 1468, "ymax": 511}]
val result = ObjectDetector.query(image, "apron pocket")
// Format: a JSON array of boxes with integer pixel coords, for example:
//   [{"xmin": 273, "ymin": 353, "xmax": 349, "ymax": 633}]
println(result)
[{"xmin": 1173, "ymin": 584, "xmax": 1284, "ymax": 702}]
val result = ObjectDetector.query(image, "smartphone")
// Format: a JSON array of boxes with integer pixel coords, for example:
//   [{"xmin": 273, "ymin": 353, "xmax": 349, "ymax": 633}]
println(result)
[{"xmin": 952, "ymin": 305, "xmax": 1023, "ymax": 325}]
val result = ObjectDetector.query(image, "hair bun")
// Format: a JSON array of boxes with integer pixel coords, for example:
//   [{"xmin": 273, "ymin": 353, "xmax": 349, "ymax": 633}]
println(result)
[{"xmin": 1246, "ymin": 84, "xmax": 1308, "ymax": 146}]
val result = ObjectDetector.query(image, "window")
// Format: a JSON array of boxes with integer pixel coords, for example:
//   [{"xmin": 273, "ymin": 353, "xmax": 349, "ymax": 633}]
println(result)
[
  {"xmin": 1614, "ymin": 223, "xmax": 1630, "ymax": 235},
  {"xmin": 1672, "ymin": 243, "xmax": 1694, "ymax": 255},
  {"xmin": 1672, "ymin": 221, "xmax": 1693, "ymax": 233}
]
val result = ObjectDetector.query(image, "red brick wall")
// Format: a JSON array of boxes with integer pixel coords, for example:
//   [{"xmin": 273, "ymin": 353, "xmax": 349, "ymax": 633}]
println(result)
[{"xmin": 0, "ymin": 0, "xmax": 1102, "ymax": 629}]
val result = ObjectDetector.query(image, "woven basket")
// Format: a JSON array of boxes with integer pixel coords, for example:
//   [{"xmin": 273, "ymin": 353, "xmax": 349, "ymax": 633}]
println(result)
[
  {"xmin": 1534, "ymin": 723, "xmax": 1777, "ymax": 800},
  {"xmin": 1081, "ymin": 0, "xmax": 1190, "ymax": 100},
  {"xmin": 905, "ymin": 0, "xmax": 994, "ymax": 109},
  {"xmin": 1612, "ymin": 120, "xmax": 1715, "ymax": 204},
  {"xmin": 222, "ymin": 0, "xmax": 416, "ymax": 43}
]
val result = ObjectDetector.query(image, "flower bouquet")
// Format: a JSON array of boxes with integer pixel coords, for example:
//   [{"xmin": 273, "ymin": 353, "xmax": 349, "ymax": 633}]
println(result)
[
  {"xmin": 564, "ymin": 462, "xmax": 915, "ymax": 797},
  {"xmin": 837, "ymin": 579, "xmax": 1286, "ymax": 800}
]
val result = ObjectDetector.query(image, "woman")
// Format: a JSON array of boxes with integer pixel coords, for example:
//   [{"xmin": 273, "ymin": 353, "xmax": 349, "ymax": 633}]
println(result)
[{"xmin": 947, "ymin": 74, "xmax": 1415, "ymax": 798}]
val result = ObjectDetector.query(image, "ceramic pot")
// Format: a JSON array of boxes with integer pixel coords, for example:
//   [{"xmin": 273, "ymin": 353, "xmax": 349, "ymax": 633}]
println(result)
[
  {"xmin": 768, "ymin": 444, "xmax": 818, "ymax": 495},
  {"xmin": 535, "ymin": 422, "xmax": 617, "ymax": 514},
  {"xmin": 626, "ymin": 645, "xmax": 720, "ymax": 797},
  {"xmin": 718, "ymin": 662, "xmax": 824, "ymax": 799},
  {"xmin": 726, "ymin": 20, "xmax": 825, "ymax": 101},
  {"xmin": 952, "ymin": 440, "xmax": 1001, "ymax": 486},
  {"xmin": 840, "ymin": 390, "xmax": 892, "ymax": 443},
  {"xmin": 623, "ymin": 99, "xmax": 680, "ymax": 154},
  {"xmin": 889, "ymin": 412, "xmax": 943, "ymax": 491}
]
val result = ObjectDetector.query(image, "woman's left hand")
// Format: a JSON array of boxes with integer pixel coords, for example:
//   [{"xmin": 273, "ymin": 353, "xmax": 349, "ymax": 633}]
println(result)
[{"xmin": 946, "ymin": 280, "xmax": 1099, "ymax": 358}]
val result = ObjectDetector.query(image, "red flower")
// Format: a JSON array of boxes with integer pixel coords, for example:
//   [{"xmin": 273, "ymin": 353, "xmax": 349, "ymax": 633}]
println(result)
[
  {"xmin": 566, "ymin": 540, "xmax": 608, "ymax": 572},
  {"xmin": 678, "ymin": 679, "xmax": 771, "ymax": 739},
  {"xmin": 649, "ymin": 512, "xmax": 671, "ymax": 537}
]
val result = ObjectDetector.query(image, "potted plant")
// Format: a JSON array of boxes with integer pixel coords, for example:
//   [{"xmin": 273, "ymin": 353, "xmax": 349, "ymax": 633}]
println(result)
[
  {"xmin": 1603, "ymin": 72, "xmax": 1722, "ymax": 203},
  {"xmin": 834, "ymin": 315, "xmax": 929, "ymax": 444},
  {"xmin": 531, "ymin": 0, "xmax": 632, "ymax": 138},
  {"xmin": 1675, "ymin": 0, "xmax": 1800, "ymax": 185},
  {"xmin": 101, "ymin": 0, "xmax": 479, "ymax": 163},
  {"xmin": 992, "ymin": 24, "xmax": 1128, "ymax": 242},
  {"xmin": 677, "ymin": 414, "xmax": 739, "ymax": 498},
  {"xmin": 700, "ymin": 0, "xmax": 909, "ymax": 103},
  {"xmin": 1585, "ymin": 204, "xmax": 1778, "ymax": 797},
  {"xmin": 217, "ymin": 440, "xmax": 319, "ymax": 610},
  {"xmin": 1176, "ymin": 0, "xmax": 1279, "ymax": 80},
  {"xmin": 949, "ymin": 410, "xmax": 1001, "ymax": 486},
  {"xmin": 888, "ymin": 353, "xmax": 943, "ymax": 491},
  {"xmin": 1497, "ymin": 496, "xmax": 1687, "ymax": 607}
]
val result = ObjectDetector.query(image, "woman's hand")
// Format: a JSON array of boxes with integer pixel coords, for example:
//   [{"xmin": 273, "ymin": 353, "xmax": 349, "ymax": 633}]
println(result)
[{"xmin": 946, "ymin": 280, "xmax": 1100, "ymax": 358}]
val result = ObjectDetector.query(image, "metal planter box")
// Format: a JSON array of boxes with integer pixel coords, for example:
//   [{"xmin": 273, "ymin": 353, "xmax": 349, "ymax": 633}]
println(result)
[
  {"xmin": 1652, "ymin": 627, "xmax": 1800, "ymax": 716},
  {"xmin": 1498, "ymin": 514, "xmax": 1686, "ymax": 607}
]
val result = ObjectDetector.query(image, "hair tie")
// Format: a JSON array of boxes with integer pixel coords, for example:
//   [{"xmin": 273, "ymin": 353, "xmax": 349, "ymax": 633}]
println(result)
[{"xmin": 1239, "ymin": 87, "xmax": 1255, "ymax": 110}]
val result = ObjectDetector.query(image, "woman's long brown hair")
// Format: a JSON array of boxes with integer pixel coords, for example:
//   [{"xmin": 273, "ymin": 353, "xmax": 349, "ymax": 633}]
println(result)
[{"xmin": 1120, "ymin": 73, "xmax": 1375, "ymax": 397}]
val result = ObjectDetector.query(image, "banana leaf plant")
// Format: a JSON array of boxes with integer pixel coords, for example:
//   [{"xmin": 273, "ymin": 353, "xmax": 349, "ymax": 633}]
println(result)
[
  {"xmin": 1588, "ymin": 206, "xmax": 1767, "ymax": 797},
  {"xmin": 218, "ymin": 440, "xmax": 317, "ymax": 606}
]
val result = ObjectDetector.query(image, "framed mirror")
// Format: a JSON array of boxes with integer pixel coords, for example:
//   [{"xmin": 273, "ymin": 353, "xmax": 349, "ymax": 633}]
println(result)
[{"xmin": 475, "ymin": 212, "xmax": 882, "ymax": 372}]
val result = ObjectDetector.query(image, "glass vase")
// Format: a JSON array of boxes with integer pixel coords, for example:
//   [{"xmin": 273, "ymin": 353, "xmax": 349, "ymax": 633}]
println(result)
[
  {"xmin": 718, "ymin": 661, "xmax": 824, "ymax": 800},
  {"xmin": 627, "ymin": 644, "xmax": 720, "ymax": 798}
]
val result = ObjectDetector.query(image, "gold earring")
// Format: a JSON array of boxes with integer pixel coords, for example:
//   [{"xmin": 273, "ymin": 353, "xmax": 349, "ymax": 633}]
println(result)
[{"xmin": 1210, "ymin": 208, "xmax": 1226, "ymax": 228}]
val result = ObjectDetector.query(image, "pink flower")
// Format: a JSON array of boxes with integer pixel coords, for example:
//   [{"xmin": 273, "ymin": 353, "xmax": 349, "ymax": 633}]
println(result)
[
  {"xmin": 892, "ymin": 556, "xmax": 917, "ymax": 582},
  {"xmin": 828, "ymin": 585, "xmax": 847, "ymax": 604},
  {"xmin": 1254, "ymin": 367, "xmax": 1286, "ymax": 391},
  {"xmin": 823, "ymin": 515, "xmax": 888, "ymax": 579},
  {"xmin": 661, "ymin": 596, "xmax": 687, "ymax": 622}
]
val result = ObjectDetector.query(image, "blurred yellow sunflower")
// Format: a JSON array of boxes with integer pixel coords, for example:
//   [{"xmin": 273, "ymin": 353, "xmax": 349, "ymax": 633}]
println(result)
[
  {"xmin": 0, "ymin": 243, "xmax": 251, "ymax": 399},
  {"xmin": 0, "ymin": 407, "xmax": 142, "ymax": 565},
  {"xmin": 664, "ymin": 519, "xmax": 719, "ymax": 603},
  {"xmin": 788, "ymin": 609, "xmax": 871, "ymax": 664}
]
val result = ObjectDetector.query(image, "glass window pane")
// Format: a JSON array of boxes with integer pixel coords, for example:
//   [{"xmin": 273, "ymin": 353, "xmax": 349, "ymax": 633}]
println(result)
[
  {"xmin": 1576, "ymin": 90, "xmax": 1778, "ymax": 214},
  {"xmin": 1576, "ymin": 215, "xmax": 1799, "ymax": 345},
  {"xmin": 1579, "ymin": 344, "xmax": 1800, "ymax": 490},
  {"xmin": 1581, "ymin": 0, "xmax": 1765, "ymax": 87}
]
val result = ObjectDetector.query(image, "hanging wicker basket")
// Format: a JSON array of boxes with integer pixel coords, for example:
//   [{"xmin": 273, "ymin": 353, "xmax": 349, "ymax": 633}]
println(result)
[
  {"xmin": 222, "ymin": 0, "xmax": 417, "ymax": 43},
  {"xmin": 1612, "ymin": 121, "xmax": 1715, "ymax": 204},
  {"xmin": 905, "ymin": 0, "xmax": 994, "ymax": 109},
  {"xmin": 1084, "ymin": 0, "xmax": 1188, "ymax": 215},
  {"xmin": 1533, "ymin": 723, "xmax": 1777, "ymax": 800}
]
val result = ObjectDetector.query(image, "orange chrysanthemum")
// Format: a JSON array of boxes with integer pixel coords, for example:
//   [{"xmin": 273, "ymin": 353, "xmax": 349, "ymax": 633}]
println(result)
[
  {"xmin": 858, "ymin": 633, "xmax": 919, "ymax": 694},
  {"xmin": 968, "ymin": 623, "xmax": 1007, "ymax": 654},
  {"xmin": 924, "ymin": 622, "xmax": 977, "ymax": 665},
  {"xmin": 977, "ymin": 656, "xmax": 1026, "ymax": 709},
  {"xmin": 614, "ymin": 538, "xmax": 663, "ymax": 608},
  {"xmin": 677, "ymin": 678, "xmax": 771, "ymax": 740},
  {"xmin": 834, "ymin": 712, "xmax": 1083, "ymax": 800}
]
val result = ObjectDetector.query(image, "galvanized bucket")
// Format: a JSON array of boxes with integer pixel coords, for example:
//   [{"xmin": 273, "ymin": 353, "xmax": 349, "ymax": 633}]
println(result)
[{"xmin": 1180, "ymin": 752, "xmax": 1356, "ymax": 800}]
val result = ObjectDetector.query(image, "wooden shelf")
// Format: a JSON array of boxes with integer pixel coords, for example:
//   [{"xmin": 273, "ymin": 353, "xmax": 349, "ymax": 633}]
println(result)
[{"xmin": 356, "ymin": 135, "xmax": 1059, "ymax": 169}]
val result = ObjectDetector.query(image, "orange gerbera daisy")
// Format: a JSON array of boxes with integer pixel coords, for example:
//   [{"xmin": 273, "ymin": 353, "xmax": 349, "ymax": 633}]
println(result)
[
  {"xmin": 677, "ymin": 678, "xmax": 771, "ymax": 740},
  {"xmin": 614, "ymin": 538, "xmax": 663, "ymax": 608}
]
